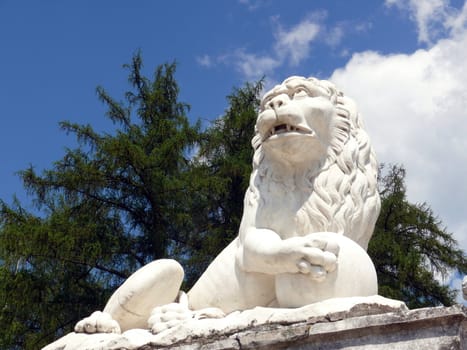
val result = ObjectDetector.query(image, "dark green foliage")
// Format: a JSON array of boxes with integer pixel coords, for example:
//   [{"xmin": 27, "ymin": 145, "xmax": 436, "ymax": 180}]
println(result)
[
  {"xmin": 0, "ymin": 199, "xmax": 116, "ymax": 349},
  {"xmin": 0, "ymin": 52, "xmax": 200, "ymax": 349},
  {"xmin": 369, "ymin": 164, "xmax": 467, "ymax": 308},
  {"xmin": 20, "ymin": 53, "xmax": 200, "ymax": 263},
  {"xmin": 183, "ymin": 80, "xmax": 263, "ymax": 287}
]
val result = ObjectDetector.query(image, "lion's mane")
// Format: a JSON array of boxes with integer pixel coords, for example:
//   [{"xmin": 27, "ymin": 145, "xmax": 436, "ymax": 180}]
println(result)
[{"xmin": 247, "ymin": 77, "xmax": 380, "ymax": 249}]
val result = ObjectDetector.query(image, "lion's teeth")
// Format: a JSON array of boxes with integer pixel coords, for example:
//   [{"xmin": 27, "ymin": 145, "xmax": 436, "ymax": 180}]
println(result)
[{"xmin": 267, "ymin": 124, "xmax": 310, "ymax": 139}]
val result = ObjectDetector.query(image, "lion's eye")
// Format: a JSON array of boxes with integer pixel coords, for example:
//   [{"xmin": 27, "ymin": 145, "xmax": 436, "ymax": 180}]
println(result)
[
  {"xmin": 261, "ymin": 99, "xmax": 271, "ymax": 111},
  {"xmin": 292, "ymin": 88, "xmax": 309, "ymax": 98}
]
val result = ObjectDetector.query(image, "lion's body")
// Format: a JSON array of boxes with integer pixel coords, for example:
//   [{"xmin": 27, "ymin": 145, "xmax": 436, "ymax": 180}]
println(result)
[{"xmin": 188, "ymin": 77, "xmax": 380, "ymax": 311}]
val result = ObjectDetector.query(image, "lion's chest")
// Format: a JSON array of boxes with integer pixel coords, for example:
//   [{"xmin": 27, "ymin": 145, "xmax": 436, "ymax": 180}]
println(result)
[{"xmin": 256, "ymin": 186, "xmax": 307, "ymax": 239}]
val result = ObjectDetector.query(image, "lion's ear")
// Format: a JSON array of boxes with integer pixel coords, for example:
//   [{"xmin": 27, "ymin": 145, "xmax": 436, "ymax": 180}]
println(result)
[
  {"xmin": 317, "ymin": 80, "xmax": 340, "ymax": 105},
  {"xmin": 329, "ymin": 88, "xmax": 339, "ymax": 105}
]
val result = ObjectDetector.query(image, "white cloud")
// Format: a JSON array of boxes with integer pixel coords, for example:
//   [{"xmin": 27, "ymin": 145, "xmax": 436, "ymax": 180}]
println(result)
[
  {"xmin": 274, "ymin": 16, "xmax": 321, "ymax": 66},
  {"xmin": 324, "ymin": 25, "xmax": 344, "ymax": 47},
  {"xmin": 355, "ymin": 22, "xmax": 373, "ymax": 33},
  {"xmin": 446, "ymin": 1, "xmax": 467, "ymax": 35},
  {"xmin": 199, "ymin": 13, "xmax": 324, "ymax": 80},
  {"xmin": 228, "ymin": 14, "xmax": 323, "ymax": 80},
  {"xmin": 330, "ymin": 7, "xmax": 467, "ymax": 262},
  {"xmin": 238, "ymin": 0, "xmax": 265, "ymax": 11},
  {"xmin": 385, "ymin": 0, "xmax": 465, "ymax": 44},
  {"xmin": 208, "ymin": 12, "xmax": 368, "ymax": 80},
  {"xmin": 233, "ymin": 50, "xmax": 280, "ymax": 80},
  {"xmin": 196, "ymin": 55, "xmax": 213, "ymax": 68}
]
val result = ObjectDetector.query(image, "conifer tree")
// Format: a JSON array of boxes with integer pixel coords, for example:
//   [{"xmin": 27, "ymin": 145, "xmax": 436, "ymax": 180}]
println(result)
[
  {"xmin": 0, "ymin": 52, "xmax": 200, "ymax": 349},
  {"xmin": 369, "ymin": 164, "xmax": 467, "ymax": 308},
  {"xmin": 183, "ymin": 80, "xmax": 263, "ymax": 286}
]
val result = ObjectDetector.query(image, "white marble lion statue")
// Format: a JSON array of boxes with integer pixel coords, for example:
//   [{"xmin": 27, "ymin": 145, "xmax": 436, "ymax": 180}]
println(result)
[{"xmin": 75, "ymin": 76, "xmax": 381, "ymax": 334}]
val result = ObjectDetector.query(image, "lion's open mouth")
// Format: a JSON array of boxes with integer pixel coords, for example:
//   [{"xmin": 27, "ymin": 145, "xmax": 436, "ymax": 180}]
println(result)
[{"xmin": 264, "ymin": 123, "xmax": 313, "ymax": 141}]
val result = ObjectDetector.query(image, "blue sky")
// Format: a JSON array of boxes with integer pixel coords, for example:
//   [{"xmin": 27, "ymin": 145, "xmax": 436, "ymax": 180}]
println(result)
[
  {"xmin": 1, "ymin": 0, "xmax": 467, "ymax": 301},
  {"xmin": 0, "ymin": 0, "xmax": 421, "ymax": 201}
]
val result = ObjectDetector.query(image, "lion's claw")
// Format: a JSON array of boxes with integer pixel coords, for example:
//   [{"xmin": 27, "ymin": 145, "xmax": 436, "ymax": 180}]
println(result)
[
  {"xmin": 148, "ymin": 303, "xmax": 226, "ymax": 334},
  {"xmin": 148, "ymin": 303, "xmax": 193, "ymax": 334},
  {"xmin": 293, "ymin": 233, "xmax": 340, "ymax": 279}
]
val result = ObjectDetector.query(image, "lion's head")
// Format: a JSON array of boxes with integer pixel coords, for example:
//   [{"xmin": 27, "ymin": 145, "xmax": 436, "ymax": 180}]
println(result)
[{"xmin": 247, "ymin": 76, "xmax": 380, "ymax": 249}]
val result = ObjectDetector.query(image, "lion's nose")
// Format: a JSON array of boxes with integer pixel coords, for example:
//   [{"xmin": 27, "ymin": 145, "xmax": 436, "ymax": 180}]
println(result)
[{"xmin": 267, "ymin": 94, "xmax": 289, "ymax": 111}]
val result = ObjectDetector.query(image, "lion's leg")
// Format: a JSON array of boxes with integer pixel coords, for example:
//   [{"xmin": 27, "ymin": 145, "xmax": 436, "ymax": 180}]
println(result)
[
  {"xmin": 187, "ymin": 238, "xmax": 276, "ymax": 313},
  {"xmin": 275, "ymin": 232, "xmax": 378, "ymax": 308},
  {"xmin": 75, "ymin": 259, "xmax": 184, "ymax": 333},
  {"xmin": 146, "ymin": 239, "xmax": 276, "ymax": 334}
]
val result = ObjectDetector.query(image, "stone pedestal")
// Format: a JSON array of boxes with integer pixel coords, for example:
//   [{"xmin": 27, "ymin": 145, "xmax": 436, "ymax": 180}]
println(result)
[
  {"xmin": 236, "ymin": 305, "xmax": 466, "ymax": 350},
  {"xmin": 43, "ymin": 297, "xmax": 466, "ymax": 350}
]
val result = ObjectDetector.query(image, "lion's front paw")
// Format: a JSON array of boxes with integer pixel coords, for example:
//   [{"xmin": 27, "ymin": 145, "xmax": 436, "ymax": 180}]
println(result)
[
  {"xmin": 74, "ymin": 311, "xmax": 121, "ymax": 334},
  {"xmin": 293, "ymin": 233, "xmax": 340, "ymax": 281},
  {"xmin": 148, "ymin": 303, "xmax": 193, "ymax": 334}
]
